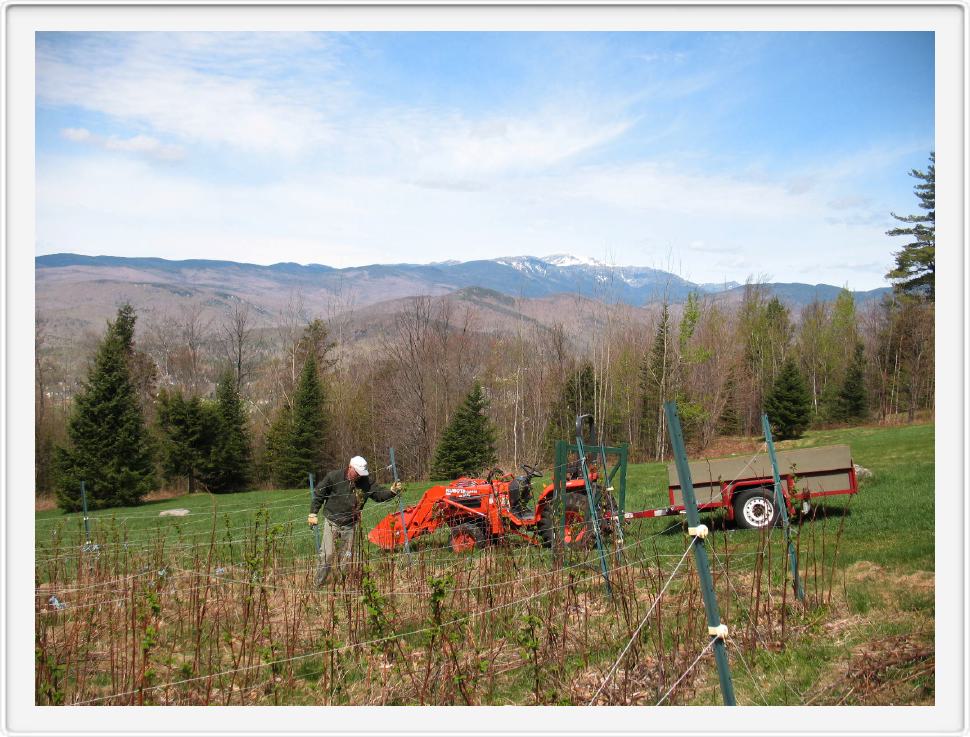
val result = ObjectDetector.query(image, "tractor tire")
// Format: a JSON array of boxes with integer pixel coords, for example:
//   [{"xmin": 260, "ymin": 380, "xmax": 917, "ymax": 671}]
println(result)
[
  {"xmin": 563, "ymin": 492, "xmax": 596, "ymax": 550},
  {"xmin": 537, "ymin": 490, "xmax": 618, "ymax": 549},
  {"xmin": 733, "ymin": 488, "xmax": 781, "ymax": 530},
  {"xmin": 449, "ymin": 523, "xmax": 486, "ymax": 553},
  {"xmin": 536, "ymin": 503, "xmax": 557, "ymax": 548}
]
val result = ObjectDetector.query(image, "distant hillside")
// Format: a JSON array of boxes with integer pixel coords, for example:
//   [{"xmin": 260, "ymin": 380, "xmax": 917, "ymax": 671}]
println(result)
[{"xmin": 35, "ymin": 253, "xmax": 890, "ymax": 346}]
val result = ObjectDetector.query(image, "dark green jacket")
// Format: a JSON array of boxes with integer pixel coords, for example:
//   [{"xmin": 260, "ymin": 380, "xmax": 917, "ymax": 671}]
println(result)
[{"xmin": 310, "ymin": 469, "xmax": 396, "ymax": 526}]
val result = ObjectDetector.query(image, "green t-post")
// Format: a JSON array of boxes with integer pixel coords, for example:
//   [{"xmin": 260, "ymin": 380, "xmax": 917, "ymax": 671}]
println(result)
[
  {"xmin": 761, "ymin": 414, "xmax": 805, "ymax": 601},
  {"xmin": 308, "ymin": 473, "xmax": 320, "ymax": 553},
  {"xmin": 390, "ymin": 447, "xmax": 412, "ymax": 562},
  {"xmin": 80, "ymin": 480, "xmax": 91, "ymax": 544},
  {"xmin": 575, "ymin": 415, "xmax": 612, "ymax": 598},
  {"xmin": 664, "ymin": 401, "xmax": 736, "ymax": 706}
]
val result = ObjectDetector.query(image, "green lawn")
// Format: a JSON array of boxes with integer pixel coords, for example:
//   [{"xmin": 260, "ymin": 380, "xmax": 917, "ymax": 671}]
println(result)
[
  {"xmin": 36, "ymin": 421, "xmax": 935, "ymax": 574},
  {"xmin": 35, "ymin": 421, "xmax": 935, "ymax": 706}
]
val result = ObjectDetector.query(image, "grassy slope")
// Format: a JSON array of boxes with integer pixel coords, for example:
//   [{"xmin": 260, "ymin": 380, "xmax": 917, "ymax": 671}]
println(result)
[
  {"xmin": 36, "ymin": 422, "xmax": 935, "ymax": 705},
  {"xmin": 40, "ymin": 422, "xmax": 934, "ymax": 569}
]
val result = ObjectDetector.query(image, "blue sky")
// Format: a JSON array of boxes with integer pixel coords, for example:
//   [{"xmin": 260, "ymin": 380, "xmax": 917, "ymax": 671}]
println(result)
[{"xmin": 35, "ymin": 31, "xmax": 934, "ymax": 289}]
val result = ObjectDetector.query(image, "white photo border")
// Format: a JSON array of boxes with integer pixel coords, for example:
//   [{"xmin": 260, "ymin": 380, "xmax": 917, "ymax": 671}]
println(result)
[{"xmin": 3, "ymin": 2, "xmax": 965, "ymax": 735}]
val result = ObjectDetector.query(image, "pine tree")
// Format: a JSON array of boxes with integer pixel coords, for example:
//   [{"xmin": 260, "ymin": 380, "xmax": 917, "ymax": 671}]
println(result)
[
  {"xmin": 261, "ymin": 403, "xmax": 292, "ymax": 485},
  {"xmin": 206, "ymin": 370, "xmax": 252, "ymax": 492},
  {"xmin": 639, "ymin": 305, "xmax": 673, "ymax": 460},
  {"xmin": 543, "ymin": 363, "xmax": 598, "ymax": 459},
  {"xmin": 273, "ymin": 355, "xmax": 328, "ymax": 487},
  {"xmin": 887, "ymin": 152, "xmax": 935, "ymax": 299},
  {"xmin": 54, "ymin": 305, "xmax": 156, "ymax": 511},
  {"xmin": 717, "ymin": 371, "xmax": 743, "ymax": 436},
  {"xmin": 431, "ymin": 382, "xmax": 497, "ymax": 479},
  {"xmin": 764, "ymin": 358, "xmax": 812, "ymax": 440},
  {"xmin": 832, "ymin": 343, "xmax": 869, "ymax": 423},
  {"xmin": 156, "ymin": 390, "xmax": 216, "ymax": 493}
]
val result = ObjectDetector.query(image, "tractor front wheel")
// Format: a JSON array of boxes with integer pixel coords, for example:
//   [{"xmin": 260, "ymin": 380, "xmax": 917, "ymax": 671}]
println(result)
[{"xmin": 449, "ymin": 523, "xmax": 486, "ymax": 553}]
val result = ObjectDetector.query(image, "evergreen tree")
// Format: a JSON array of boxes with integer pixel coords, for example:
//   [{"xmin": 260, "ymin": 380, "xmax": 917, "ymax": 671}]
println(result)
[
  {"xmin": 717, "ymin": 371, "xmax": 743, "ymax": 436},
  {"xmin": 156, "ymin": 390, "xmax": 216, "ymax": 493},
  {"xmin": 272, "ymin": 355, "xmax": 328, "ymax": 487},
  {"xmin": 764, "ymin": 358, "xmax": 812, "ymax": 440},
  {"xmin": 206, "ymin": 370, "xmax": 253, "ymax": 492},
  {"xmin": 261, "ymin": 403, "xmax": 292, "ymax": 486},
  {"xmin": 431, "ymin": 382, "xmax": 497, "ymax": 478},
  {"xmin": 543, "ymin": 363, "xmax": 598, "ymax": 458},
  {"xmin": 832, "ymin": 343, "xmax": 869, "ymax": 423},
  {"xmin": 54, "ymin": 305, "xmax": 156, "ymax": 510},
  {"xmin": 639, "ymin": 305, "xmax": 673, "ymax": 460},
  {"xmin": 887, "ymin": 152, "xmax": 935, "ymax": 299}
]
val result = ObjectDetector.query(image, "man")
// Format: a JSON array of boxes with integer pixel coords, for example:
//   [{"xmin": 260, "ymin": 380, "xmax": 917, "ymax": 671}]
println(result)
[{"xmin": 308, "ymin": 455, "xmax": 402, "ymax": 586}]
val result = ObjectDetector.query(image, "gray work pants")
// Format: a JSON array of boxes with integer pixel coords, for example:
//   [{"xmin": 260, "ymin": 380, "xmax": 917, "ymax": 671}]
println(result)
[{"xmin": 315, "ymin": 517, "xmax": 356, "ymax": 586}]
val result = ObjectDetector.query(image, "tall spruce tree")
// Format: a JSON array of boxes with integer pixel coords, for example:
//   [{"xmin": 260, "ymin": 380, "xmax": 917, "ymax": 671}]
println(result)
[
  {"xmin": 207, "ymin": 370, "xmax": 253, "ymax": 492},
  {"xmin": 543, "ymin": 363, "xmax": 598, "ymax": 459},
  {"xmin": 272, "ymin": 355, "xmax": 328, "ymax": 487},
  {"xmin": 764, "ymin": 358, "xmax": 812, "ymax": 440},
  {"xmin": 54, "ymin": 304, "xmax": 156, "ymax": 510},
  {"xmin": 156, "ymin": 390, "xmax": 216, "ymax": 493},
  {"xmin": 832, "ymin": 342, "xmax": 869, "ymax": 423},
  {"xmin": 639, "ymin": 304, "xmax": 673, "ymax": 460},
  {"xmin": 887, "ymin": 152, "xmax": 935, "ymax": 299},
  {"xmin": 431, "ymin": 382, "xmax": 497, "ymax": 479}
]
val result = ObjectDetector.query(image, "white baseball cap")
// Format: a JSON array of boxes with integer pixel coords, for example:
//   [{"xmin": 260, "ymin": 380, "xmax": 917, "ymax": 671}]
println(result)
[{"xmin": 349, "ymin": 456, "xmax": 369, "ymax": 476}]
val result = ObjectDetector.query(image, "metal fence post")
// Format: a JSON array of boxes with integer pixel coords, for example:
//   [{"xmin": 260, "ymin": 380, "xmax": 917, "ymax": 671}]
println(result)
[
  {"xmin": 664, "ymin": 401, "xmax": 736, "ymax": 706},
  {"xmin": 308, "ymin": 473, "xmax": 320, "ymax": 553},
  {"xmin": 595, "ymin": 426, "xmax": 624, "ymax": 553},
  {"xmin": 761, "ymin": 414, "xmax": 806, "ymax": 602},
  {"xmin": 575, "ymin": 415, "xmax": 612, "ymax": 597},
  {"xmin": 389, "ymin": 447, "xmax": 412, "ymax": 563},
  {"xmin": 555, "ymin": 439, "xmax": 568, "ymax": 563},
  {"xmin": 80, "ymin": 480, "xmax": 91, "ymax": 544}
]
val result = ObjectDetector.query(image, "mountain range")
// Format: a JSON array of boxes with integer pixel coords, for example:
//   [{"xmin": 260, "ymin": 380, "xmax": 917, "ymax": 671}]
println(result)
[{"xmin": 35, "ymin": 253, "xmax": 890, "ymax": 346}]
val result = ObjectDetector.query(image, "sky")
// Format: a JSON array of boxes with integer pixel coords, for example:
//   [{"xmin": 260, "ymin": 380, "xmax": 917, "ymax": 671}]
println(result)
[{"xmin": 35, "ymin": 31, "xmax": 934, "ymax": 289}]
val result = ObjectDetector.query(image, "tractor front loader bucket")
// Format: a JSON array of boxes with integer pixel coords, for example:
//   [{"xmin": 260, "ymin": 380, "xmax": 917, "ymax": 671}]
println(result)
[{"xmin": 368, "ymin": 485, "xmax": 446, "ymax": 550}]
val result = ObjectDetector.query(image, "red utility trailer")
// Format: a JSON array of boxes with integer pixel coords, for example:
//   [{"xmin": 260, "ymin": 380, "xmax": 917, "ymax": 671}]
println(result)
[{"xmin": 623, "ymin": 444, "xmax": 859, "ymax": 529}]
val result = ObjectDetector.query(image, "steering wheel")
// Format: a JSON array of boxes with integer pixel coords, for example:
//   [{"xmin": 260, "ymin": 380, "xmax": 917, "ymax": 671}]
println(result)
[
  {"xmin": 486, "ymin": 467, "xmax": 506, "ymax": 483},
  {"xmin": 521, "ymin": 464, "xmax": 542, "ymax": 479}
]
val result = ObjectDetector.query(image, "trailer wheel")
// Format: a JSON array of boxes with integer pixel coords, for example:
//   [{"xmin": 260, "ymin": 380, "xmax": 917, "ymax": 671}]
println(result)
[
  {"xmin": 733, "ymin": 488, "xmax": 780, "ymax": 530},
  {"xmin": 449, "ymin": 523, "xmax": 485, "ymax": 553}
]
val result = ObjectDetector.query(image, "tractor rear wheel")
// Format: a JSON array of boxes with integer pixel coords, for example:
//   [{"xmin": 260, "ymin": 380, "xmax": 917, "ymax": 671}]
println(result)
[
  {"xmin": 537, "ymin": 490, "xmax": 618, "ymax": 549},
  {"xmin": 733, "ymin": 488, "xmax": 780, "ymax": 530},
  {"xmin": 449, "ymin": 523, "xmax": 486, "ymax": 553}
]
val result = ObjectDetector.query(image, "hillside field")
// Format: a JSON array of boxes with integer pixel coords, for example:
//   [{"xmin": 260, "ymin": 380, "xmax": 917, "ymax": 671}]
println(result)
[{"xmin": 35, "ymin": 422, "xmax": 934, "ymax": 706}]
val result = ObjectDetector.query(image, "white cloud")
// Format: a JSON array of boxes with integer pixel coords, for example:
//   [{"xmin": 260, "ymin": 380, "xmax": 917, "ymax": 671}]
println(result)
[
  {"xmin": 60, "ymin": 127, "xmax": 184, "ymax": 161},
  {"xmin": 38, "ymin": 33, "xmax": 340, "ymax": 155},
  {"xmin": 37, "ymin": 147, "xmax": 898, "ymax": 290},
  {"xmin": 60, "ymin": 127, "xmax": 92, "ymax": 142}
]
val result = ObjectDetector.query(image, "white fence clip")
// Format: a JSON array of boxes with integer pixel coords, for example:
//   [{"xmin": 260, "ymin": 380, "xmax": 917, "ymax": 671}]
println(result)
[
  {"xmin": 708, "ymin": 623, "xmax": 729, "ymax": 639},
  {"xmin": 688, "ymin": 524, "xmax": 709, "ymax": 539}
]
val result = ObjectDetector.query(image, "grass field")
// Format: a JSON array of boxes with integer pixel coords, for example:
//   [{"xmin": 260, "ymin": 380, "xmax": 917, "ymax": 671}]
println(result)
[{"xmin": 35, "ymin": 422, "xmax": 934, "ymax": 706}]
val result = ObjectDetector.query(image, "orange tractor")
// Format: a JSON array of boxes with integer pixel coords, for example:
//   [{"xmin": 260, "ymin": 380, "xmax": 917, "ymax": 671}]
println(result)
[{"xmin": 368, "ymin": 462, "xmax": 620, "ymax": 553}]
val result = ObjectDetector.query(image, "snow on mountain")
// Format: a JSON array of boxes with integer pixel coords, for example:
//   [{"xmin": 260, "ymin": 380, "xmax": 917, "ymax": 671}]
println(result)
[
  {"xmin": 697, "ymin": 280, "xmax": 743, "ymax": 293},
  {"xmin": 540, "ymin": 253, "xmax": 606, "ymax": 268},
  {"xmin": 494, "ymin": 255, "xmax": 551, "ymax": 275}
]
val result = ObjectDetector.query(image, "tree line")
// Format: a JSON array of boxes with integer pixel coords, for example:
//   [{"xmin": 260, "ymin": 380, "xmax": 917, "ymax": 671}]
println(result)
[{"xmin": 36, "ymin": 153, "xmax": 935, "ymax": 509}]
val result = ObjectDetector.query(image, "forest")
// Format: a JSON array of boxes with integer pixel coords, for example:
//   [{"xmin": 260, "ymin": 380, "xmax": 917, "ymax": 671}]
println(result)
[{"xmin": 35, "ymin": 280, "xmax": 934, "ymax": 505}]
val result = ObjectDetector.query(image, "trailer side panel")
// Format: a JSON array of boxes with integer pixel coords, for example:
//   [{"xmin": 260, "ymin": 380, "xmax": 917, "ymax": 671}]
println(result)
[{"xmin": 667, "ymin": 444, "xmax": 854, "ymax": 506}]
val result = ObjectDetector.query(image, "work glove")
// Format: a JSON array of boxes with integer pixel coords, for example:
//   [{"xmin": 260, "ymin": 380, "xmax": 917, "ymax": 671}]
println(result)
[
  {"xmin": 391, "ymin": 481, "xmax": 404, "ymax": 494},
  {"xmin": 307, "ymin": 513, "xmax": 318, "ymax": 527}
]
